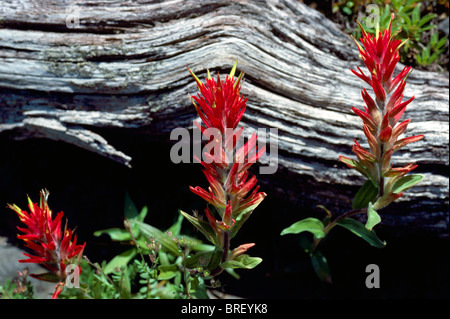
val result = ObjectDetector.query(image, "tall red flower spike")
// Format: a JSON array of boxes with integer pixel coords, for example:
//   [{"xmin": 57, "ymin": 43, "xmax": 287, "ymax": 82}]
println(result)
[
  {"xmin": 8, "ymin": 189, "xmax": 86, "ymax": 299},
  {"xmin": 185, "ymin": 61, "xmax": 266, "ymax": 269},
  {"xmin": 339, "ymin": 14, "xmax": 424, "ymax": 210}
]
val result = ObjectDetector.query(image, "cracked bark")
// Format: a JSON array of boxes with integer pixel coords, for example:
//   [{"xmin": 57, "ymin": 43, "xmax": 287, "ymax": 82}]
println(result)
[{"xmin": 0, "ymin": 0, "xmax": 448, "ymax": 236}]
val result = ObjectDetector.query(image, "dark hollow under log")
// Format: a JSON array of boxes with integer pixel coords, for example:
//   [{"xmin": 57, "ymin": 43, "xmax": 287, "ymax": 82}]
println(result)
[{"xmin": 0, "ymin": 0, "xmax": 448, "ymax": 237}]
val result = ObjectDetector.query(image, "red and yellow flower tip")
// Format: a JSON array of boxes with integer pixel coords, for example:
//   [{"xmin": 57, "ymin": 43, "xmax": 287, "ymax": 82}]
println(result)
[
  {"xmin": 188, "ymin": 60, "xmax": 247, "ymax": 134},
  {"xmin": 8, "ymin": 189, "xmax": 86, "ymax": 299},
  {"xmin": 340, "ymin": 14, "xmax": 424, "ymax": 209}
]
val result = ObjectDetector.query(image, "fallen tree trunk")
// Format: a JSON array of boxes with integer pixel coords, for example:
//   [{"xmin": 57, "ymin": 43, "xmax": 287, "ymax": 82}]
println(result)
[{"xmin": 0, "ymin": 0, "xmax": 448, "ymax": 237}]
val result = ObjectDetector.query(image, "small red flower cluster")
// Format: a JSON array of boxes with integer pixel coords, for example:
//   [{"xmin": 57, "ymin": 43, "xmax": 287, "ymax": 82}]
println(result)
[
  {"xmin": 8, "ymin": 189, "xmax": 85, "ymax": 298},
  {"xmin": 339, "ymin": 15, "xmax": 424, "ymax": 209},
  {"xmin": 188, "ymin": 62, "xmax": 266, "ymax": 255}
]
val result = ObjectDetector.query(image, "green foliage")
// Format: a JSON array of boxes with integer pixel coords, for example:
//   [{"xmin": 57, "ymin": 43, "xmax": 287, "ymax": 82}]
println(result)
[
  {"xmin": 280, "ymin": 217, "xmax": 326, "ymax": 239},
  {"xmin": 280, "ymin": 201, "xmax": 387, "ymax": 283},
  {"xmin": 365, "ymin": 202, "xmax": 381, "ymax": 231},
  {"xmin": 353, "ymin": 180, "xmax": 379, "ymax": 210},
  {"xmin": 220, "ymin": 254, "xmax": 263, "ymax": 270},
  {"xmin": 334, "ymin": 0, "xmax": 448, "ymax": 69},
  {"xmin": 0, "ymin": 269, "xmax": 34, "ymax": 299},
  {"xmin": 336, "ymin": 217, "xmax": 386, "ymax": 248},
  {"xmin": 391, "ymin": 174, "xmax": 424, "ymax": 193},
  {"xmin": 310, "ymin": 250, "xmax": 332, "ymax": 284},
  {"xmin": 12, "ymin": 193, "xmax": 222, "ymax": 299},
  {"xmin": 416, "ymin": 31, "xmax": 448, "ymax": 66}
]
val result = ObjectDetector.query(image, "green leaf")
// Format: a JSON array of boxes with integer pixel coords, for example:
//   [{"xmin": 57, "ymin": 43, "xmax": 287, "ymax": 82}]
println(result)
[
  {"xmin": 137, "ymin": 206, "xmax": 148, "ymax": 222},
  {"xmin": 428, "ymin": 51, "xmax": 441, "ymax": 64},
  {"xmin": 435, "ymin": 37, "xmax": 447, "ymax": 51},
  {"xmin": 191, "ymin": 243, "xmax": 216, "ymax": 252},
  {"xmin": 365, "ymin": 202, "xmax": 381, "ymax": 231},
  {"xmin": 411, "ymin": 4, "xmax": 420, "ymax": 24},
  {"xmin": 310, "ymin": 250, "xmax": 332, "ymax": 283},
  {"xmin": 391, "ymin": 174, "xmax": 424, "ymax": 194},
  {"xmin": 104, "ymin": 248, "xmax": 137, "ymax": 274},
  {"xmin": 419, "ymin": 25, "xmax": 436, "ymax": 32},
  {"xmin": 179, "ymin": 210, "xmax": 218, "ymax": 246},
  {"xmin": 336, "ymin": 218, "xmax": 386, "ymax": 248},
  {"xmin": 397, "ymin": 12, "xmax": 411, "ymax": 26},
  {"xmin": 416, "ymin": 53, "xmax": 423, "ymax": 64},
  {"xmin": 224, "ymin": 268, "xmax": 241, "ymax": 279},
  {"xmin": 230, "ymin": 205, "xmax": 256, "ymax": 239},
  {"xmin": 422, "ymin": 45, "xmax": 430, "ymax": 62},
  {"xmin": 207, "ymin": 247, "xmax": 223, "ymax": 271},
  {"xmin": 131, "ymin": 220, "xmax": 182, "ymax": 257},
  {"xmin": 157, "ymin": 265, "xmax": 179, "ymax": 280},
  {"xmin": 220, "ymin": 254, "xmax": 262, "ymax": 270},
  {"xmin": 353, "ymin": 180, "xmax": 379, "ymax": 210},
  {"xmin": 118, "ymin": 268, "xmax": 131, "ymax": 299},
  {"xmin": 342, "ymin": 6, "xmax": 352, "ymax": 15},
  {"xmin": 430, "ymin": 32, "xmax": 438, "ymax": 47},
  {"xmin": 183, "ymin": 249, "xmax": 212, "ymax": 269},
  {"xmin": 93, "ymin": 228, "xmax": 132, "ymax": 242},
  {"xmin": 30, "ymin": 272, "xmax": 61, "ymax": 283},
  {"xmin": 124, "ymin": 192, "xmax": 139, "ymax": 220},
  {"xmin": 280, "ymin": 218, "xmax": 325, "ymax": 240},
  {"xmin": 417, "ymin": 13, "xmax": 437, "ymax": 28},
  {"xmin": 167, "ymin": 211, "xmax": 184, "ymax": 237}
]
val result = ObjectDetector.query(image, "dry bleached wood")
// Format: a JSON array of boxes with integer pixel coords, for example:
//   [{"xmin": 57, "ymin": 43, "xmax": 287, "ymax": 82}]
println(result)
[{"xmin": 0, "ymin": 0, "xmax": 448, "ymax": 236}]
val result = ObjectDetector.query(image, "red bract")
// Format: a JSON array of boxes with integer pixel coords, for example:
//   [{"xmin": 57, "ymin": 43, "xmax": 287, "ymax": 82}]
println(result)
[
  {"xmin": 8, "ymin": 189, "xmax": 85, "ymax": 299},
  {"xmin": 186, "ymin": 61, "xmax": 266, "ymax": 263},
  {"xmin": 189, "ymin": 65, "xmax": 247, "ymax": 134},
  {"xmin": 339, "ymin": 15, "xmax": 424, "ymax": 209}
]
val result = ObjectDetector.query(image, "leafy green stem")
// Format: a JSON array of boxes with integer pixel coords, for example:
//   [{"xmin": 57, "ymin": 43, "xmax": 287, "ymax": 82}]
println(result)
[{"xmin": 311, "ymin": 207, "xmax": 368, "ymax": 252}]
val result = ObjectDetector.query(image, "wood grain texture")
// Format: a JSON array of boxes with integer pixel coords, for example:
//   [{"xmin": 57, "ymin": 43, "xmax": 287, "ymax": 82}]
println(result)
[{"xmin": 0, "ymin": 0, "xmax": 448, "ymax": 236}]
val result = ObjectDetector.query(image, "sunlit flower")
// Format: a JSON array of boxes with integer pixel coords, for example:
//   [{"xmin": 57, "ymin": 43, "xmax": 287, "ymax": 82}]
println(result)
[
  {"xmin": 187, "ymin": 61, "xmax": 266, "ymax": 255},
  {"xmin": 339, "ymin": 14, "xmax": 424, "ymax": 209},
  {"xmin": 8, "ymin": 189, "xmax": 85, "ymax": 299}
]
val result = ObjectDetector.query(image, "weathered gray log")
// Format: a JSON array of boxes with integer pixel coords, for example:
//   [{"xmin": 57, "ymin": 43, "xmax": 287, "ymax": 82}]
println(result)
[{"xmin": 0, "ymin": 0, "xmax": 448, "ymax": 236}]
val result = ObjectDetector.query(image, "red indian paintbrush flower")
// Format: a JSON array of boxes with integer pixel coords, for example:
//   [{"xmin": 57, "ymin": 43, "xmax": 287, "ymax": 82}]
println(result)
[
  {"xmin": 339, "ymin": 14, "xmax": 424, "ymax": 210},
  {"xmin": 185, "ymin": 61, "xmax": 266, "ymax": 265},
  {"xmin": 8, "ymin": 189, "xmax": 86, "ymax": 299}
]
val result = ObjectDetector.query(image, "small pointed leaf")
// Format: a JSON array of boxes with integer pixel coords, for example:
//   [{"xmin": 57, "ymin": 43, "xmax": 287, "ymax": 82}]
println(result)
[
  {"xmin": 93, "ymin": 228, "xmax": 132, "ymax": 242},
  {"xmin": 280, "ymin": 218, "xmax": 325, "ymax": 240},
  {"xmin": 353, "ymin": 180, "xmax": 379, "ymax": 209},
  {"xmin": 391, "ymin": 174, "xmax": 424, "ymax": 193},
  {"xmin": 124, "ymin": 192, "xmax": 139, "ymax": 220},
  {"xmin": 336, "ymin": 218, "xmax": 386, "ymax": 248},
  {"xmin": 365, "ymin": 202, "xmax": 381, "ymax": 230},
  {"xmin": 103, "ymin": 248, "xmax": 137, "ymax": 274},
  {"xmin": 30, "ymin": 272, "xmax": 61, "ymax": 283},
  {"xmin": 310, "ymin": 250, "xmax": 332, "ymax": 283},
  {"xmin": 130, "ymin": 220, "xmax": 182, "ymax": 257},
  {"xmin": 220, "ymin": 254, "xmax": 262, "ymax": 270},
  {"xmin": 179, "ymin": 210, "xmax": 218, "ymax": 246}
]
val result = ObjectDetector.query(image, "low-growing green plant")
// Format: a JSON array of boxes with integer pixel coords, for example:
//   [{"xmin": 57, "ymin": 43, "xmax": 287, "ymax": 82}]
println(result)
[
  {"xmin": 415, "ymin": 30, "xmax": 448, "ymax": 66},
  {"xmin": 281, "ymin": 15, "xmax": 424, "ymax": 283},
  {"xmin": 4, "ymin": 191, "xmax": 225, "ymax": 299},
  {"xmin": 335, "ymin": 0, "xmax": 447, "ymax": 69},
  {"xmin": 0, "ymin": 269, "xmax": 34, "ymax": 299}
]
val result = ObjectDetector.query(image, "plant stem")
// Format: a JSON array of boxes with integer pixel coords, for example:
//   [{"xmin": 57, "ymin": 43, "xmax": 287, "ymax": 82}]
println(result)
[
  {"xmin": 221, "ymin": 231, "xmax": 230, "ymax": 263},
  {"xmin": 311, "ymin": 207, "xmax": 368, "ymax": 253},
  {"xmin": 209, "ymin": 231, "xmax": 231, "ymax": 277}
]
